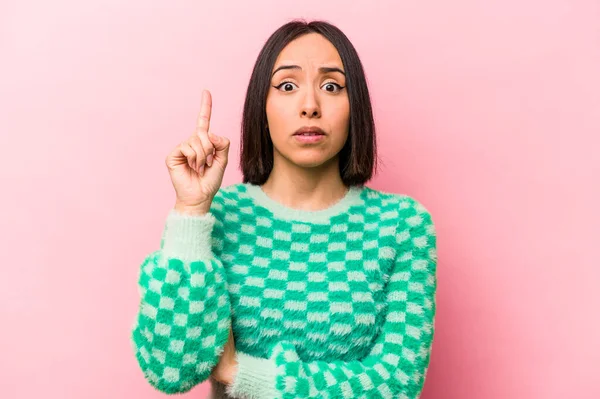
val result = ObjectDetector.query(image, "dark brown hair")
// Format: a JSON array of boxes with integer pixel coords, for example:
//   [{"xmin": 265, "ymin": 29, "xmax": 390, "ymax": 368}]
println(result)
[{"xmin": 240, "ymin": 20, "xmax": 377, "ymax": 186}]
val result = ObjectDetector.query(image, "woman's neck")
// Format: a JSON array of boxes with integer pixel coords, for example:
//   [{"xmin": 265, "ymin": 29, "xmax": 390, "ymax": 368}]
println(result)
[{"xmin": 260, "ymin": 154, "xmax": 348, "ymax": 212}]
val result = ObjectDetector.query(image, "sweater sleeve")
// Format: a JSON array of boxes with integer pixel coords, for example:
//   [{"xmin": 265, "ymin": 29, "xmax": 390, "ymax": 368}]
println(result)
[
  {"xmin": 226, "ymin": 198, "xmax": 438, "ymax": 399},
  {"xmin": 130, "ymin": 199, "xmax": 231, "ymax": 394}
]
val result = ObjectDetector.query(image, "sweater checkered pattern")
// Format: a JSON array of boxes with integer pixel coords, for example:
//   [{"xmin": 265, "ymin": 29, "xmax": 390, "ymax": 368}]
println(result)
[{"xmin": 131, "ymin": 183, "xmax": 438, "ymax": 398}]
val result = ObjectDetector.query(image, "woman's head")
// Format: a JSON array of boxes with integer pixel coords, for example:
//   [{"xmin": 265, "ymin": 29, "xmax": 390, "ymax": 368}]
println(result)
[{"xmin": 240, "ymin": 20, "xmax": 377, "ymax": 186}]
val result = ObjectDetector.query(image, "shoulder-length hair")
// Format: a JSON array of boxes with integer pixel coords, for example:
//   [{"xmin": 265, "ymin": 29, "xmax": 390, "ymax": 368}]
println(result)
[{"xmin": 240, "ymin": 20, "xmax": 377, "ymax": 186}]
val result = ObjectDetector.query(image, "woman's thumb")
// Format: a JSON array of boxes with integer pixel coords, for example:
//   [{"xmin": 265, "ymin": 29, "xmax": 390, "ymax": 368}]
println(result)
[{"xmin": 208, "ymin": 132, "xmax": 230, "ymax": 157}]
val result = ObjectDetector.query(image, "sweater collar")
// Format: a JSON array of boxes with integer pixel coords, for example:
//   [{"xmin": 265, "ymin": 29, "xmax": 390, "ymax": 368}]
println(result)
[{"xmin": 243, "ymin": 183, "xmax": 365, "ymax": 223}]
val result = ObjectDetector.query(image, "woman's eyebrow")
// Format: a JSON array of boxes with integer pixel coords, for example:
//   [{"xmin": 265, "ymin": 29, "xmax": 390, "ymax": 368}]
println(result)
[
  {"xmin": 319, "ymin": 66, "xmax": 345, "ymax": 76},
  {"xmin": 271, "ymin": 65, "xmax": 346, "ymax": 77}
]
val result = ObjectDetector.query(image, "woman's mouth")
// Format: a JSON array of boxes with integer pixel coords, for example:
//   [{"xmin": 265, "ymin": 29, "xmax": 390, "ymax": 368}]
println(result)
[
  {"xmin": 293, "ymin": 132, "xmax": 325, "ymax": 143},
  {"xmin": 295, "ymin": 132, "xmax": 324, "ymax": 137},
  {"xmin": 293, "ymin": 127, "xmax": 326, "ymax": 143}
]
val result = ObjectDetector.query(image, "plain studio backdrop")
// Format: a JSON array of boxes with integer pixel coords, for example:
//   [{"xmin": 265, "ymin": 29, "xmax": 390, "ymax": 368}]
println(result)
[{"xmin": 1, "ymin": 0, "xmax": 598, "ymax": 398}]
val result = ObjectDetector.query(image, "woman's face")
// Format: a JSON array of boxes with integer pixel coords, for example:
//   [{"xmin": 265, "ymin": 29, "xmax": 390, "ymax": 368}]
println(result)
[{"xmin": 266, "ymin": 33, "xmax": 350, "ymax": 169}]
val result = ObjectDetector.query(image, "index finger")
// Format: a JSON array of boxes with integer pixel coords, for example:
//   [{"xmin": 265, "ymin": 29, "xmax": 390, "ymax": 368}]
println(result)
[{"xmin": 196, "ymin": 89, "xmax": 212, "ymax": 133}]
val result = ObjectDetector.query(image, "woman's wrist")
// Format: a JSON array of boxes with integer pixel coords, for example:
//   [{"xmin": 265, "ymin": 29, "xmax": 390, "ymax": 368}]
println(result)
[
  {"xmin": 173, "ymin": 201, "xmax": 211, "ymax": 216},
  {"xmin": 212, "ymin": 359, "xmax": 238, "ymax": 385},
  {"xmin": 226, "ymin": 361, "xmax": 239, "ymax": 385}
]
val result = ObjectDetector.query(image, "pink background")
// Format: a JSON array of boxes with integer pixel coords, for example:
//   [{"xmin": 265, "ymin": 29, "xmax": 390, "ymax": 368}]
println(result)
[{"xmin": 1, "ymin": 0, "xmax": 599, "ymax": 398}]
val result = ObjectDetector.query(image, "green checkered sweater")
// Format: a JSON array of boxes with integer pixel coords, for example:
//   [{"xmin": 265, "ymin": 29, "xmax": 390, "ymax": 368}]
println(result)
[{"xmin": 131, "ymin": 183, "xmax": 438, "ymax": 398}]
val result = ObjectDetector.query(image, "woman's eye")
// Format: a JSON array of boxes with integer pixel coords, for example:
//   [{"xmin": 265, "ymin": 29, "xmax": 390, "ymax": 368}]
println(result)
[
  {"xmin": 276, "ymin": 82, "xmax": 298, "ymax": 92},
  {"xmin": 322, "ymin": 82, "xmax": 344, "ymax": 93},
  {"xmin": 274, "ymin": 82, "xmax": 344, "ymax": 93}
]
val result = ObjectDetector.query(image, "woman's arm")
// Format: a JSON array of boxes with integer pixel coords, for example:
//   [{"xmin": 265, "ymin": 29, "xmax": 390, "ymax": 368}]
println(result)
[
  {"xmin": 227, "ymin": 197, "xmax": 438, "ymax": 399},
  {"xmin": 131, "ymin": 195, "xmax": 232, "ymax": 394}
]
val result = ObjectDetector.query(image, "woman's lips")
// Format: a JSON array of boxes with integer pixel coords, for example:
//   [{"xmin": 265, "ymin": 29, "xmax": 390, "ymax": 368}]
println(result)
[{"xmin": 293, "ymin": 132, "xmax": 325, "ymax": 144}]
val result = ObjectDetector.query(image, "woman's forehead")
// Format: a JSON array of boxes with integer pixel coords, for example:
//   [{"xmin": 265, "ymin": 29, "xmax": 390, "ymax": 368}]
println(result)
[{"xmin": 274, "ymin": 33, "xmax": 342, "ymax": 70}]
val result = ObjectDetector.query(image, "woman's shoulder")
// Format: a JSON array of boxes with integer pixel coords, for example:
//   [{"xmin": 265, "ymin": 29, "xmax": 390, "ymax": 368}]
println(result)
[
  {"xmin": 361, "ymin": 185, "xmax": 433, "ymax": 218},
  {"xmin": 362, "ymin": 187, "xmax": 436, "ymax": 249},
  {"xmin": 207, "ymin": 183, "xmax": 248, "ymax": 218},
  {"xmin": 211, "ymin": 183, "xmax": 248, "ymax": 203}
]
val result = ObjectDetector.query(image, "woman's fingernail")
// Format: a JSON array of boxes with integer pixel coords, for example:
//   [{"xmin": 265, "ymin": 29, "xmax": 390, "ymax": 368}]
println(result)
[
  {"xmin": 207, "ymin": 154, "xmax": 213, "ymax": 167},
  {"xmin": 199, "ymin": 165, "xmax": 205, "ymax": 176}
]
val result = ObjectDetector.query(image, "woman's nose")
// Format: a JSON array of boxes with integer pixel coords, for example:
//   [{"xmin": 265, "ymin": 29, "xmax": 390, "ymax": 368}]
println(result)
[{"xmin": 300, "ymin": 90, "xmax": 321, "ymax": 118}]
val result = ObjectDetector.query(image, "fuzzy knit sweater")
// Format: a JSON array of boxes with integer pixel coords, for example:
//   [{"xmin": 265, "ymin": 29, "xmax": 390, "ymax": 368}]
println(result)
[{"xmin": 131, "ymin": 182, "xmax": 438, "ymax": 399}]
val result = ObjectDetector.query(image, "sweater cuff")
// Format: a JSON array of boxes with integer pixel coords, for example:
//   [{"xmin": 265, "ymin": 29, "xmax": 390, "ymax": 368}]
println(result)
[
  {"xmin": 226, "ymin": 351, "xmax": 278, "ymax": 399},
  {"xmin": 160, "ymin": 209, "xmax": 216, "ymax": 262}
]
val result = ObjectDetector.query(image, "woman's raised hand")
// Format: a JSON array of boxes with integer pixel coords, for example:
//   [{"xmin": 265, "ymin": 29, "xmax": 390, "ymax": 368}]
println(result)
[{"xmin": 166, "ymin": 90, "xmax": 230, "ymax": 214}]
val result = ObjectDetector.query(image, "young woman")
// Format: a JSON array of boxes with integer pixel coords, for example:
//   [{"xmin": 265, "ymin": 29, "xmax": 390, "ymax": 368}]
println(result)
[{"xmin": 131, "ymin": 20, "xmax": 438, "ymax": 399}]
